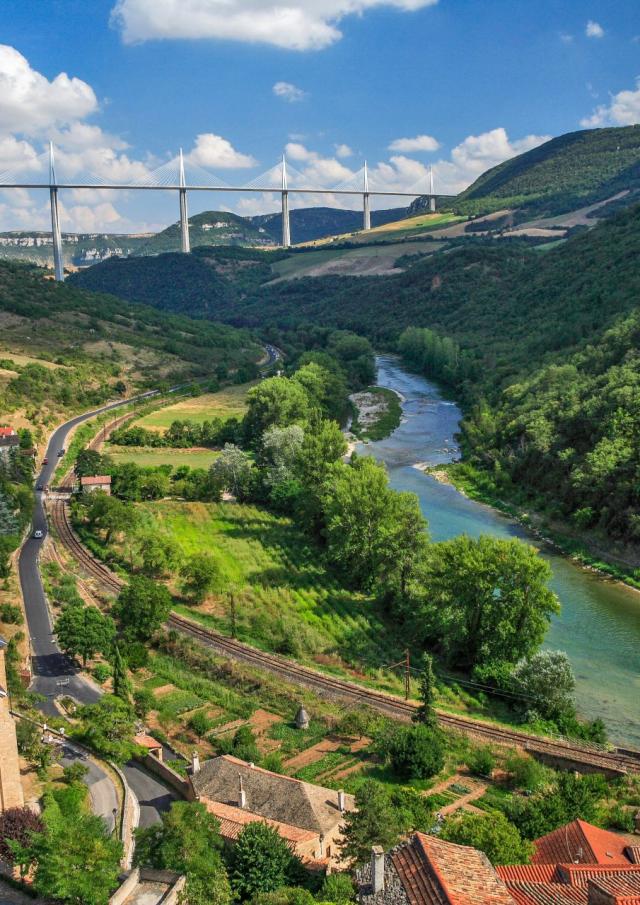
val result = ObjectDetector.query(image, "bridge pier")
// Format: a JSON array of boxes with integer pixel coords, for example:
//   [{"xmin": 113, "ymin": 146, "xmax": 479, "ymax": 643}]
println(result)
[
  {"xmin": 429, "ymin": 165, "xmax": 436, "ymax": 213},
  {"xmin": 48, "ymin": 143, "xmax": 64, "ymax": 282},
  {"xmin": 179, "ymin": 150, "xmax": 190, "ymax": 253},
  {"xmin": 281, "ymin": 155, "xmax": 291, "ymax": 248},
  {"xmin": 363, "ymin": 162, "xmax": 371, "ymax": 230}
]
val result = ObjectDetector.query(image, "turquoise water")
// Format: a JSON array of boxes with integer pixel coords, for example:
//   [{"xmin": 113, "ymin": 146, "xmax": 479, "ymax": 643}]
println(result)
[{"xmin": 358, "ymin": 356, "xmax": 640, "ymax": 746}]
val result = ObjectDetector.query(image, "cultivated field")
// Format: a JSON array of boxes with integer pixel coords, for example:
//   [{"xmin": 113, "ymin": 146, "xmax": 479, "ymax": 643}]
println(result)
[
  {"xmin": 105, "ymin": 445, "xmax": 220, "ymax": 469},
  {"xmin": 271, "ymin": 240, "xmax": 446, "ymax": 281},
  {"xmin": 133, "ymin": 382, "xmax": 253, "ymax": 432}
]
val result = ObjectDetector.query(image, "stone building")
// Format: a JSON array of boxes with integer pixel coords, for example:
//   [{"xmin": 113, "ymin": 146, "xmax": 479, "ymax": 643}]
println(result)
[{"xmin": 188, "ymin": 754, "xmax": 354, "ymax": 869}]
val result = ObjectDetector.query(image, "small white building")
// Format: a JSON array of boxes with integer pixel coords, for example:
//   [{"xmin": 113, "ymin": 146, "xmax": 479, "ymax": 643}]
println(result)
[{"xmin": 80, "ymin": 475, "xmax": 112, "ymax": 495}]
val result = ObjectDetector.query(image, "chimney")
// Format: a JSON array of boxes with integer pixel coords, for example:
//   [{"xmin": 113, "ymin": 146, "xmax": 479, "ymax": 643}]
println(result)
[
  {"xmin": 338, "ymin": 790, "xmax": 346, "ymax": 813},
  {"xmin": 192, "ymin": 751, "xmax": 200, "ymax": 775},
  {"xmin": 238, "ymin": 773, "xmax": 247, "ymax": 808},
  {"xmin": 371, "ymin": 846, "xmax": 385, "ymax": 894}
]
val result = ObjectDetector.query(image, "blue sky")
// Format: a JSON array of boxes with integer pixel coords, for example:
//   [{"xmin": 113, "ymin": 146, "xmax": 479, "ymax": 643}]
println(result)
[{"xmin": 0, "ymin": 0, "xmax": 639, "ymax": 232}]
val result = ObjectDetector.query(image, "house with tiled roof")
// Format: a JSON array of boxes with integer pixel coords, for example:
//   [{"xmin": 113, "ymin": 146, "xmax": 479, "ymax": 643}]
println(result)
[
  {"xmin": 357, "ymin": 833, "xmax": 516, "ymax": 905},
  {"xmin": 356, "ymin": 822, "xmax": 640, "ymax": 905},
  {"xmin": 188, "ymin": 754, "xmax": 355, "ymax": 869},
  {"xmin": 496, "ymin": 820, "xmax": 640, "ymax": 905},
  {"xmin": 80, "ymin": 475, "xmax": 112, "ymax": 495}
]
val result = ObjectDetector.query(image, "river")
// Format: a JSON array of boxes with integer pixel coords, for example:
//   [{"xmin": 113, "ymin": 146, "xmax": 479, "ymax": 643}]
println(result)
[{"xmin": 357, "ymin": 356, "xmax": 640, "ymax": 747}]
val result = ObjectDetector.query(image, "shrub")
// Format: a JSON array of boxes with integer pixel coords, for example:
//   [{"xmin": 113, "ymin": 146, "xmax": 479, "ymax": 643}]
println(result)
[
  {"xmin": 133, "ymin": 687, "xmax": 156, "ymax": 719},
  {"xmin": 92, "ymin": 663, "xmax": 112, "ymax": 684},
  {"xmin": 0, "ymin": 602, "xmax": 23, "ymax": 624},
  {"xmin": 377, "ymin": 724, "xmax": 445, "ymax": 780},
  {"xmin": 504, "ymin": 753, "xmax": 548, "ymax": 792},
  {"xmin": 188, "ymin": 710, "xmax": 212, "ymax": 738},
  {"xmin": 466, "ymin": 746, "xmax": 495, "ymax": 778},
  {"xmin": 319, "ymin": 874, "xmax": 356, "ymax": 904}
]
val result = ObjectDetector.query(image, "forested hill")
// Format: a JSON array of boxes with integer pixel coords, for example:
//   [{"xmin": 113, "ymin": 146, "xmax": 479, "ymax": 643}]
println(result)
[
  {"xmin": 411, "ymin": 125, "xmax": 640, "ymax": 220},
  {"xmin": 0, "ymin": 260, "xmax": 260, "ymax": 440}
]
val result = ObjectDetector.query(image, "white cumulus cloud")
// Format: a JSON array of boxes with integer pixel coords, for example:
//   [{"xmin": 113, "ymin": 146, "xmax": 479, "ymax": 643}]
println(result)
[
  {"xmin": 585, "ymin": 20, "xmax": 604, "ymax": 38},
  {"xmin": 388, "ymin": 134, "xmax": 440, "ymax": 152},
  {"xmin": 0, "ymin": 44, "xmax": 97, "ymax": 135},
  {"xmin": 334, "ymin": 143, "xmax": 353, "ymax": 158},
  {"xmin": 111, "ymin": 0, "xmax": 439, "ymax": 51},
  {"xmin": 185, "ymin": 133, "xmax": 257, "ymax": 169},
  {"xmin": 580, "ymin": 78, "xmax": 640, "ymax": 127},
  {"xmin": 431, "ymin": 128, "xmax": 550, "ymax": 195},
  {"xmin": 273, "ymin": 81, "xmax": 307, "ymax": 102}
]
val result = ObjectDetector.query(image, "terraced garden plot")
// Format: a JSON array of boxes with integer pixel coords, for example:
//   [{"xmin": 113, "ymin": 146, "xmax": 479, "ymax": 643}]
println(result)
[
  {"xmin": 133, "ymin": 382, "xmax": 253, "ymax": 432},
  {"xmin": 141, "ymin": 500, "xmax": 406, "ymax": 669}
]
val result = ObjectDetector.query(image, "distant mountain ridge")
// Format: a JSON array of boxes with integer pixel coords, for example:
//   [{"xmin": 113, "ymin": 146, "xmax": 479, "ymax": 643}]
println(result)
[{"xmin": 410, "ymin": 125, "xmax": 640, "ymax": 221}]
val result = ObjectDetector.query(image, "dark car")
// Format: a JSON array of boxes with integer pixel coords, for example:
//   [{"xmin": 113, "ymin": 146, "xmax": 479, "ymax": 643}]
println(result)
[
  {"xmin": 36, "ymin": 483, "xmax": 44, "ymax": 491},
  {"xmin": 57, "ymin": 449, "xmax": 65, "ymax": 457}
]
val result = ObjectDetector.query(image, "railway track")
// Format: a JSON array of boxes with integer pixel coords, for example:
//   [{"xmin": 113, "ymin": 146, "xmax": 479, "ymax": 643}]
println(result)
[{"xmin": 50, "ymin": 500, "xmax": 640, "ymax": 776}]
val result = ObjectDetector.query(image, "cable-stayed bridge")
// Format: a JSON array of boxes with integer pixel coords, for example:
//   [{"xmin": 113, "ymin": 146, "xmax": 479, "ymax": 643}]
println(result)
[{"xmin": 0, "ymin": 144, "xmax": 436, "ymax": 281}]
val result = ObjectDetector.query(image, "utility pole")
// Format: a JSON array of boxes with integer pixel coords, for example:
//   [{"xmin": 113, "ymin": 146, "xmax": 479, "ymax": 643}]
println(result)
[
  {"xmin": 404, "ymin": 648, "xmax": 411, "ymax": 700},
  {"xmin": 363, "ymin": 161, "xmax": 371, "ymax": 231},
  {"xmin": 429, "ymin": 165, "xmax": 436, "ymax": 213},
  {"xmin": 281, "ymin": 154, "xmax": 291, "ymax": 248},
  {"xmin": 48, "ymin": 142, "xmax": 64, "ymax": 282},
  {"xmin": 179, "ymin": 148, "xmax": 190, "ymax": 254},
  {"xmin": 229, "ymin": 591, "xmax": 237, "ymax": 639}
]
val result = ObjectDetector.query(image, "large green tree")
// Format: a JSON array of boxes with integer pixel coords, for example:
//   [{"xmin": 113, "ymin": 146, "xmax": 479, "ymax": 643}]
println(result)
[
  {"xmin": 440, "ymin": 812, "xmax": 533, "ymax": 866},
  {"xmin": 244, "ymin": 376, "xmax": 310, "ymax": 445},
  {"xmin": 113, "ymin": 575, "xmax": 172, "ymax": 642},
  {"xmin": 78, "ymin": 694, "xmax": 137, "ymax": 763},
  {"xmin": 180, "ymin": 552, "xmax": 220, "ymax": 602},
  {"xmin": 31, "ymin": 789, "xmax": 122, "ymax": 905},
  {"xmin": 422, "ymin": 535, "xmax": 559, "ymax": 669},
  {"xmin": 322, "ymin": 456, "xmax": 427, "ymax": 592},
  {"xmin": 135, "ymin": 801, "xmax": 230, "ymax": 905},
  {"xmin": 55, "ymin": 603, "xmax": 116, "ymax": 667},
  {"xmin": 230, "ymin": 821, "xmax": 296, "ymax": 900}
]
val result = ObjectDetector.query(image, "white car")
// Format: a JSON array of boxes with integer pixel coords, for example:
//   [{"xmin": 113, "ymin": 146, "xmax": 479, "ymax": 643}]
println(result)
[{"xmin": 33, "ymin": 529, "xmax": 44, "ymax": 539}]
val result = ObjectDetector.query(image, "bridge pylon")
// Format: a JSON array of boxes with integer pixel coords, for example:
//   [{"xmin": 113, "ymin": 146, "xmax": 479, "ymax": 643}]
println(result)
[
  {"xmin": 363, "ymin": 161, "xmax": 371, "ymax": 231},
  {"xmin": 179, "ymin": 149, "xmax": 190, "ymax": 253},
  {"xmin": 281, "ymin": 155, "xmax": 291, "ymax": 248},
  {"xmin": 48, "ymin": 142, "xmax": 64, "ymax": 283},
  {"xmin": 429, "ymin": 165, "xmax": 436, "ymax": 213}
]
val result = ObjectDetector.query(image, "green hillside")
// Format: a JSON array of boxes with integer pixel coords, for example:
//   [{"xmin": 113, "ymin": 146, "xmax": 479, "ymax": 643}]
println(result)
[
  {"xmin": 0, "ymin": 259, "xmax": 260, "ymax": 440},
  {"xmin": 72, "ymin": 199, "xmax": 640, "ymax": 551},
  {"xmin": 410, "ymin": 125, "xmax": 640, "ymax": 221}
]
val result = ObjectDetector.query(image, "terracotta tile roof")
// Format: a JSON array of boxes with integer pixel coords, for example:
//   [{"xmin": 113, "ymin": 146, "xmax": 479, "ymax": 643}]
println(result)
[
  {"xmin": 504, "ymin": 882, "xmax": 586, "ymax": 905},
  {"xmin": 391, "ymin": 833, "xmax": 516, "ymax": 905},
  {"xmin": 203, "ymin": 799, "xmax": 319, "ymax": 845},
  {"xmin": 0, "ymin": 428, "xmax": 16, "ymax": 437},
  {"xmin": 532, "ymin": 821, "xmax": 635, "ymax": 866},
  {"xmin": 134, "ymin": 734, "xmax": 162, "ymax": 750},
  {"xmin": 556, "ymin": 865, "xmax": 640, "ymax": 888},
  {"xmin": 496, "ymin": 865, "xmax": 559, "ymax": 884},
  {"xmin": 192, "ymin": 755, "xmax": 354, "ymax": 836},
  {"xmin": 626, "ymin": 848, "xmax": 640, "ymax": 865},
  {"xmin": 80, "ymin": 475, "xmax": 112, "ymax": 485}
]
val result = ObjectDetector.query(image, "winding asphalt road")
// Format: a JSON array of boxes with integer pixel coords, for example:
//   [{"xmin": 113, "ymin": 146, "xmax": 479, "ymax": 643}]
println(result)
[
  {"xmin": 17, "ymin": 345, "xmax": 281, "ymax": 828},
  {"xmin": 18, "ymin": 392, "xmax": 176, "ymax": 829}
]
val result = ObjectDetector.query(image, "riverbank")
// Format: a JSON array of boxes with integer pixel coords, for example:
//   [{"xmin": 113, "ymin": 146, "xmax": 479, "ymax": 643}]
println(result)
[{"xmin": 420, "ymin": 460, "xmax": 640, "ymax": 593}]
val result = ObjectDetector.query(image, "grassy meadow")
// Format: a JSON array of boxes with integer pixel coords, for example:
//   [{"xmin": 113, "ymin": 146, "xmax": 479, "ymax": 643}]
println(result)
[
  {"xmin": 105, "ymin": 445, "xmax": 220, "ymax": 469},
  {"xmin": 132, "ymin": 382, "xmax": 253, "ymax": 432},
  {"xmin": 136, "ymin": 500, "xmax": 406, "ymax": 675}
]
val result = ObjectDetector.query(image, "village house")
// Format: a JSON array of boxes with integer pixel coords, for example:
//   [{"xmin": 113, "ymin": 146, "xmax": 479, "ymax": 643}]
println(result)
[
  {"xmin": 356, "ymin": 820, "xmax": 640, "ymax": 905},
  {"xmin": 188, "ymin": 754, "xmax": 355, "ymax": 870},
  {"xmin": 80, "ymin": 475, "xmax": 112, "ymax": 495},
  {"xmin": 0, "ymin": 428, "xmax": 20, "ymax": 460}
]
